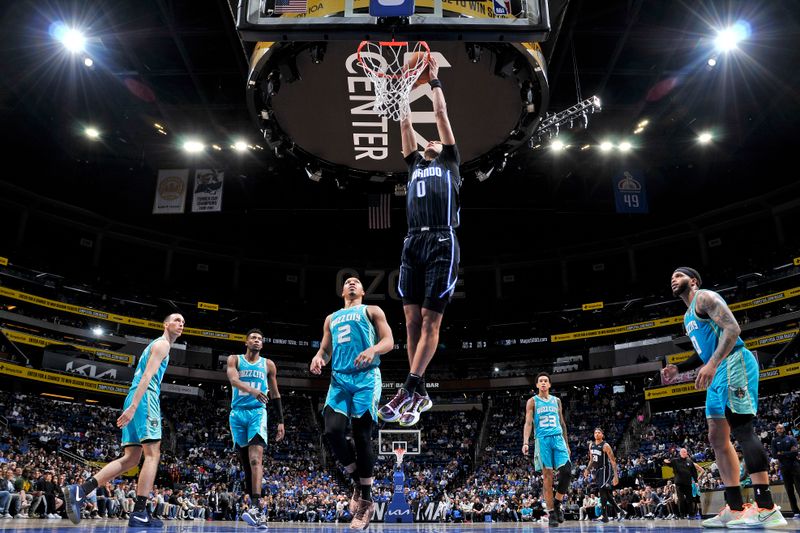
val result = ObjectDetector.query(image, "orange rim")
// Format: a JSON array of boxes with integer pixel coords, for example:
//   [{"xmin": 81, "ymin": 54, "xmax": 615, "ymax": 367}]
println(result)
[{"xmin": 357, "ymin": 40, "xmax": 430, "ymax": 80}]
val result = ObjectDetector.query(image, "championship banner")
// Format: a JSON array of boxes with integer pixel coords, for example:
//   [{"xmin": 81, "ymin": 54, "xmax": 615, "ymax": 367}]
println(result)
[
  {"xmin": 552, "ymin": 286, "xmax": 800, "ymax": 342},
  {"xmin": 153, "ymin": 169, "xmax": 188, "ymax": 214},
  {"xmin": 1, "ymin": 328, "xmax": 135, "ymax": 365},
  {"xmin": 666, "ymin": 328, "xmax": 798, "ymax": 364},
  {"xmin": 613, "ymin": 170, "xmax": 648, "ymax": 214},
  {"xmin": 644, "ymin": 361, "xmax": 800, "ymax": 400},
  {"xmin": 0, "ymin": 361, "xmax": 128, "ymax": 396},
  {"xmin": 0, "ymin": 287, "xmax": 245, "ymax": 342},
  {"xmin": 191, "ymin": 169, "xmax": 224, "ymax": 213}
]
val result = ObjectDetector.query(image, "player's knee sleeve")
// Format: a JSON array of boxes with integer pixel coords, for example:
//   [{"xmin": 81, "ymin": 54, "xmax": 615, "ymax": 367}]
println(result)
[
  {"xmin": 557, "ymin": 462, "xmax": 572, "ymax": 494},
  {"xmin": 729, "ymin": 415, "xmax": 768, "ymax": 474},
  {"xmin": 351, "ymin": 413, "xmax": 375, "ymax": 479}
]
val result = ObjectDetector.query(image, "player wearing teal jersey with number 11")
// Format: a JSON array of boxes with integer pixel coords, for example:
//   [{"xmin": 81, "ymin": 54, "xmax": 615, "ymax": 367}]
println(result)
[{"xmin": 227, "ymin": 328, "xmax": 284, "ymax": 528}]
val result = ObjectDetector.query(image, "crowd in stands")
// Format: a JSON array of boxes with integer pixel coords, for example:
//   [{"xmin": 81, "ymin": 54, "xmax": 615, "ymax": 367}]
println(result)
[
  {"xmin": 1, "ymin": 313, "xmax": 799, "ymax": 527},
  {"xmin": 0, "ymin": 384, "xmax": 798, "ymax": 522}
]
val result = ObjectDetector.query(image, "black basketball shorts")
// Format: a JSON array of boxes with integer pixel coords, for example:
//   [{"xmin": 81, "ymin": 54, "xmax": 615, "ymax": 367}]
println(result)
[{"xmin": 398, "ymin": 230, "xmax": 460, "ymax": 313}]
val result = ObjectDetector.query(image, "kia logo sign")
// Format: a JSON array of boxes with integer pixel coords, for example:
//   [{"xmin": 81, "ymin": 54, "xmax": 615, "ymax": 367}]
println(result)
[{"xmin": 249, "ymin": 41, "xmax": 547, "ymax": 178}]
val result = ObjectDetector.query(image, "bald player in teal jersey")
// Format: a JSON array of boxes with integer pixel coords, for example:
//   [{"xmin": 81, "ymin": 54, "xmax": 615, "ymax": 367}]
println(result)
[
  {"xmin": 63, "ymin": 313, "xmax": 184, "ymax": 529},
  {"xmin": 227, "ymin": 328, "xmax": 284, "ymax": 528},
  {"xmin": 663, "ymin": 267, "xmax": 786, "ymax": 529},
  {"xmin": 310, "ymin": 277, "xmax": 394, "ymax": 530}
]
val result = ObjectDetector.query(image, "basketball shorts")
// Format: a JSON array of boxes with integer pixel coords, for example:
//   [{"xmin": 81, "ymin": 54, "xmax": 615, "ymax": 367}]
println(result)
[
  {"xmin": 121, "ymin": 389, "xmax": 162, "ymax": 446},
  {"xmin": 597, "ymin": 467, "xmax": 615, "ymax": 489},
  {"xmin": 398, "ymin": 230, "xmax": 460, "ymax": 311},
  {"xmin": 229, "ymin": 406, "xmax": 269, "ymax": 448},
  {"xmin": 705, "ymin": 347, "xmax": 759, "ymax": 418},
  {"xmin": 324, "ymin": 367, "xmax": 382, "ymax": 422},
  {"xmin": 534, "ymin": 434, "xmax": 570, "ymax": 471}
]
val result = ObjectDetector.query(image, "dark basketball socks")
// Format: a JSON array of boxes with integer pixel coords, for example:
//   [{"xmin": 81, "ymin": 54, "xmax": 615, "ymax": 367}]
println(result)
[
  {"xmin": 417, "ymin": 377, "xmax": 428, "ymax": 397},
  {"xmin": 360, "ymin": 484, "xmax": 373, "ymax": 502},
  {"xmin": 724, "ymin": 487, "xmax": 744, "ymax": 511},
  {"xmin": 350, "ymin": 470, "xmax": 360, "ymax": 485},
  {"xmin": 134, "ymin": 495, "xmax": 148, "ymax": 513},
  {"xmin": 753, "ymin": 484, "xmax": 774, "ymax": 509},
  {"xmin": 80, "ymin": 476, "xmax": 99, "ymax": 495},
  {"xmin": 403, "ymin": 373, "xmax": 422, "ymax": 396}
]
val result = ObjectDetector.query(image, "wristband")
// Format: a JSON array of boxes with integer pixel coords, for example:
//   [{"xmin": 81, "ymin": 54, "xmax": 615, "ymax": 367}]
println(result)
[{"xmin": 428, "ymin": 78, "xmax": 442, "ymax": 90}]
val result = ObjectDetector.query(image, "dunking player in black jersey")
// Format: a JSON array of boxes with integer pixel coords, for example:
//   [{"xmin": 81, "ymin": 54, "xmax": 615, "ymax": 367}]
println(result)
[
  {"xmin": 379, "ymin": 56, "xmax": 460, "ymax": 427},
  {"xmin": 584, "ymin": 428, "xmax": 625, "ymax": 522}
]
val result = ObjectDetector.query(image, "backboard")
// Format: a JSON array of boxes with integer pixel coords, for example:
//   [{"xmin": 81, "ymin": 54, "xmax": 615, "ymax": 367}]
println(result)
[
  {"xmin": 236, "ymin": 0, "xmax": 550, "ymax": 42},
  {"xmin": 378, "ymin": 429, "xmax": 421, "ymax": 455}
]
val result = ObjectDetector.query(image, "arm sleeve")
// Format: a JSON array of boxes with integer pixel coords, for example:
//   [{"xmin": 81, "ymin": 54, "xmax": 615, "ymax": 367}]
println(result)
[
  {"xmin": 674, "ymin": 352, "xmax": 703, "ymax": 373},
  {"xmin": 272, "ymin": 397, "xmax": 284, "ymax": 424}
]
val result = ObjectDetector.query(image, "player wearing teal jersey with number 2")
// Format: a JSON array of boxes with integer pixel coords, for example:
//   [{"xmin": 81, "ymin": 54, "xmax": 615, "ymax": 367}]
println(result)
[{"xmin": 310, "ymin": 277, "xmax": 394, "ymax": 530}]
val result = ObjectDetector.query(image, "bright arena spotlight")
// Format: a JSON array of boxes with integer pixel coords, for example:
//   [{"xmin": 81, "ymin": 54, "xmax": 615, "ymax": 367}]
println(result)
[
  {"xmin": 53, "ymin": 24, "xmax": 86, "ymax": 53},
  {"xmin": 714, "ymin": 21, "xmax": 751, "ymax": 53},
  {"xmin": 182, "ymin": 140, "xmax": 204, "ymax": 153}
]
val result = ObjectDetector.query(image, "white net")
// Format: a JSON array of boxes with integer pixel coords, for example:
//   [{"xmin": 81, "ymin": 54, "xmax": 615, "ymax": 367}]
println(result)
[
  {"xmin": 357, "ymin": 41, "xmax": 430, "ymax": 121},
  {"xmin": 393, "ymin": 447, "xmax": 406, "ymax": 466}
]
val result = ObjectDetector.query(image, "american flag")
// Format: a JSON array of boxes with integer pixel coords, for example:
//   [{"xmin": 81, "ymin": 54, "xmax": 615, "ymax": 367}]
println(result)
[
  {"xmin": 368, "ymin": 194, "xmax": 391, "ymax": 230},
  {"xmin": 274, "ymin": 0, "xmax": 307, "ymax": 14}
]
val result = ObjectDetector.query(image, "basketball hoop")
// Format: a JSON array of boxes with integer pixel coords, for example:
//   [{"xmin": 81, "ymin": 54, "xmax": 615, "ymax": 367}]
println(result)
[
  {"xmin": 393, "ymin": 446, "xmax": 406, "ymax": 466},
  {"xmin": 357, "ymin": 40, "xmax": 430, "ymax": 121}
]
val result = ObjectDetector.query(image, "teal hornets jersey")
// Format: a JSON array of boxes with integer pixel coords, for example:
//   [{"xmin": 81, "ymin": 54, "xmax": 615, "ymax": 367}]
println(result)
[
  {"xmin": 533, "ymin": 394, "xmax": 563, "ymax": 438},
  {"xmin": 231, "ymin": 355, "xmax": 269, "ymax": 410},
  {"xmin": 684, "ymin": 290, "xmax": 745, "ymax": 364},
  {"xmin": 329, "ymin": 304, "xmax": 378, "ymax": 374},
  {"xmin": 129, "ymin": 338, "xmax": 170, "ymax": 394}
]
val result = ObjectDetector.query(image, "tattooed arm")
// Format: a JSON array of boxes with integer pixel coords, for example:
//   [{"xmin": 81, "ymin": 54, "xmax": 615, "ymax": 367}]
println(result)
[{"xmin": 693, "ymin": 290, "xmax": 741, "ymax": 389}]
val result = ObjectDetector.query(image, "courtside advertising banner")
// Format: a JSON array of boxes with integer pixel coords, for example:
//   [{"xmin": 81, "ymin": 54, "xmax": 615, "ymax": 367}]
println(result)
[
  {"xmin": 153, "ymin": 169, "xmax": 188, "ymax": 214},
  {"xmin": 191, "ymin": 169, "xmax": 224, "ymax": 213}
]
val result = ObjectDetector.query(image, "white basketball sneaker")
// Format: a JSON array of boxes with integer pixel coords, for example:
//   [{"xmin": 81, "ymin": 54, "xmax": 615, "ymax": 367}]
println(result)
[
  {"xmin": 701, "ymin": 505, "xmax": 745, "ymax": 528},
  {"xmin": 727, "ymin": 504, "xmax": 788, "ymax": 529}
]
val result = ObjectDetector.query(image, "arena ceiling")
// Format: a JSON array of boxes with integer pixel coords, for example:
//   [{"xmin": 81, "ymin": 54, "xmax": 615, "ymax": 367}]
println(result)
[{"xmin": 0, "ymin": 0, "xmax": 798, "ymax": 262}]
